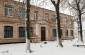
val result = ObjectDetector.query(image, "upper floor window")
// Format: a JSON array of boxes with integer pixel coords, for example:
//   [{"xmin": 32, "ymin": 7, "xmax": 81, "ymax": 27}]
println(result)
[
  {"xmin": 18, "ymin": 8, "xmax": 26, "ymax": 18},
  {"xmin": 70, "ymin": 19, "xmax": 73, "ymax": 25},
  {"xmin": 45, "ymin": 13, "xmax": 49, "ymax": 21},
  {"xmin": 64, "ymin": 18, "xmax": 67, "ymax": 24},
  {"xmin": 19, "ymin": 27, "xmax": 25, "ymax": 38},
  {"xmin": 34, "ymin": 11, "xmax": 38, "ymax": 20},
  {"xmin": 4, "ymin": 26, "xmax": 13, "ymax": 38},
  {"xmin": 5, "ymin": 5, "xmax": 13, "ymax": 16},
  {"xmin": 52, "ymin": 14, "xmax": 56, "ymax": 19}
]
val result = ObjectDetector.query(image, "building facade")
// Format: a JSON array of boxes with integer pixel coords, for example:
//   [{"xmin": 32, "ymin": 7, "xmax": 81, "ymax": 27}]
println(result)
[{"xmin": 0, "ymin": 0, "xmax": 74, "ymax": 43}]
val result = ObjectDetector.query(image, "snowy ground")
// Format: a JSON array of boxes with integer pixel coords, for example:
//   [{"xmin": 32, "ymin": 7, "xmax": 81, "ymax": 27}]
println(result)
[{"xmin": 0, "ymin": 39, "xmax": 85, "ymax": 55}]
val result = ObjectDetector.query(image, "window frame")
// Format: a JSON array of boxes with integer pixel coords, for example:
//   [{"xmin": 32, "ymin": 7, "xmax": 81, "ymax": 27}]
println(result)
[
  {"xmin": 5, "ymin": 5, "xmax": 13, "ymax": 16},
  {"xmin": 65, "ymin": 30, "xmax": 68, "ymax": 36},
  {"xmin": 70, "ymin": 30, "xmax": 73, "ymax": 36},
  {"xmin": 19, "ymin": 27, "xmax": 25, "ymax": 38},
  {"xmin": 34, "ymin": 11, "xmax": 38, "ymax": 20},
  {"xmin": 4, "ymin": 26, "xmax": 13, "ymax": 38},
  {"xmin": 53, "ymin": 29, "xmax": 56, "ymax": 37},
  {"xmin": 18, "ymin": 7, "xmax": 27, "ymax": 18},
  {"xmin": 45, "ymin": 13, "xmax": 49, "ymax": 21}
]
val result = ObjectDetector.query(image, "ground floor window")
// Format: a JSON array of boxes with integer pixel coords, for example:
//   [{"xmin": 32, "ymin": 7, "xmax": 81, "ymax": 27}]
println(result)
[
  {"xmin": 4, "ymin": 26, "xmax": 13, "ymax": 38},
  {"xmin": 65, "ymin": 30, "xmax": 68, "ymax": 36},
  {"xmin": 30, "ymin": 27, "xmax": 33, "ymax": 37},
  {"xmin": 53, "ymin": 29, "xmax": 56, "ymax": 37},
  {"xmin": 70, "ymin": 30, "xmax": 73, "ymax": 36},
  {"xmin": 19, "ymin": 27, "xmax": 25, "ymax": 38},
  {"xmin": 60, "ymin": 29, "xmax": 63, "ymax": 36}
]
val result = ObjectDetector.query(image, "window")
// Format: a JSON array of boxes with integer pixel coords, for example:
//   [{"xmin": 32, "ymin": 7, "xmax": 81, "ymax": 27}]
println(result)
[
  {"xmin": 60, "ymin": 29, "xmax": 63, "ymax": 36},
  {"xmin": 30, "ymin": 27, "xmax": 33, "ymax": 37},
  {"xmin": 4, "ymin": 26, "xmax": 13, "ymax": 38},
  {"xmin": 64, "ymin": 18, "xmax": 68, "ymax": 24},
  {"xmin": 45, "ymin": 13, "xmax": 49, "ymax": 21},
  {"xmin": 18, "ymin": 8, "xmax": 26, "ymax": 18},
  {"xmin": 70, "ymin": 19, "xmax": 73, "ymax": 25},
  {"xmin": 19, "ymin": 27, "xmax": 25, "ymax": 38},
  {"xmin": 52, "ymin": 14, "xmax": 56, "ymax": 19},
  {"xmin": 65, "ymin": 30, "xmax": 68, "ymax": 36},
  {"xmin": 53, "ymin": 29, "xmax": 56, "ymax": 37},
  {"xmin": 70, "ymin": 30, "xmax": 73, "ymax": 36},
  {"xmin": 5, "ymin": 5, "xmax": 13, "ymax": 16},
  {"xmin": 34, "ymin": 11, "xmax": 38, "ymax": 20}
]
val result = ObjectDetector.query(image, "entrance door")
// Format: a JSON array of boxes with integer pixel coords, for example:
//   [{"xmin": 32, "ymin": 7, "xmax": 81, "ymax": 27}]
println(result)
[{"xmin": 41, "ymin": 27, "xmax": 46, "ymax": 41}]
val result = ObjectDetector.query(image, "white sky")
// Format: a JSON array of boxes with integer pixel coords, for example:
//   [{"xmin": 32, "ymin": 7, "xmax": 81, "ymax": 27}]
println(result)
[
  {"xmin": 14, "ymin": 0, "xmax": 55, "ymax": 10},
  {"xmin": 14, "ymin": 0, "xmax": 71, "ymax": 15}
]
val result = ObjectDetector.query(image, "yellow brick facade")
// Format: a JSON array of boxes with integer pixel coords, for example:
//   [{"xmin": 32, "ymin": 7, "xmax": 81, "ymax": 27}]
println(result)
[{"xmin": 0, "ymin": 0, "xmax": 74, "ymax": 43}]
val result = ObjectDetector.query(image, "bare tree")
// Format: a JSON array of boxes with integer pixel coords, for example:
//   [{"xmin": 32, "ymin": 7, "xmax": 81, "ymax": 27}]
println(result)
[
  {"xmin": 51, "ymin": 0, "xmax": 63, "ymax": 47},
  {"xmin": 26, "ymin": 0, "xmax": 32, "ymax": 53},
  {"xmin": 68, "ymin": 0, "xmax": 85, "ymax": 42}
]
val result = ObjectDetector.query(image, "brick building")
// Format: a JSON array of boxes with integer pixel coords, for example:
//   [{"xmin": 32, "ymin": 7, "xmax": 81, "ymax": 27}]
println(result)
[{"xmin": 0, "ymin": 0, "xmax": 74, "ymax": 43}]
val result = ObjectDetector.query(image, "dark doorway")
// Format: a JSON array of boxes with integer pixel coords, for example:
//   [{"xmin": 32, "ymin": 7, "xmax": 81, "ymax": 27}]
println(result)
[{"xmin": 41, "ymin": 27, "xmax": 46, "ymax": 41}]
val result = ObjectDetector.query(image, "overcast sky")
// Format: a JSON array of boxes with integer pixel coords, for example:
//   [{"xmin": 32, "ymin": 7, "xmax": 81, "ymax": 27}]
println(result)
[
  {"xmin": 14, "ymin": 0, "xmax": 54, "ymax": 10},
  {"xmin": 14, "ymin": 0, "xmax": 71, "ymax": 15}
]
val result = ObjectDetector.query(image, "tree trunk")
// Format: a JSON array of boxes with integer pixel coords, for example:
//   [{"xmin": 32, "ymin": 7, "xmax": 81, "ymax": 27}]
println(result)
[
  {"xmin": 26, "ymin": 0, "xmax": 31, "ymax": 53},
  {"xmin": 55, "ymin": 6, "xmax": 63, "ymax": 47},
  {"xmin": 51, "ymin": 0, "xmax": 63, "ymax": 47},
  {"xmin": 76, "ymin": 1, "xmax": 83, "ymax": 42},
  {"xmin": 78, "ymin": 12, "xmax": 83, "ymax": 42},
  {"xmin": 26, "ymin": 38, "xmax": 31, "ymax": 53}
]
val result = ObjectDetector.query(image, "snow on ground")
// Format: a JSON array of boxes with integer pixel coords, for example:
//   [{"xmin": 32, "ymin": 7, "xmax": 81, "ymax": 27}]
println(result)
[{"xmin": 0, "ymin": 40, "xmax": 85, "ymax": 55}]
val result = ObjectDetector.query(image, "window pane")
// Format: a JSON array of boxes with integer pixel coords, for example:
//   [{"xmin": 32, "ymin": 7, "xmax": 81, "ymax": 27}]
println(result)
[
  {"xmin": 4, "ymin": 26, "xmax": 13, "ymax": 38},
  {"xmin": 18, "ymin": 8, "xmax": 26, "ymax": 18},
  {"xmin": 65, "ymin": 30, "xmax": 68, "ymax": 36},
  {"xmin": 9, "ymin": 8, "xmax": 12, "ymax": 16},
  {"xmin": 19, "ymin": 27, "xmax": 25, "ymax": 38},
  {"xmin": 71, "ymin": 30, "xmax": 73, "ymax": 36},
  {"xmin": 30, "ymin": 27, "xmax": 33, "ymax": 37},
  {"xmin": 34, "ymin": 11, "xmax": 38, "ymax": 20},
  {"xmin": 61, "ymin": 29, "xmax": 63, "ymax": 36},
  {"xmin": 53, "ymin": 29, "xmax": 56, "ymax": 37},
  {"xmin": 5, "ymin": 8, "xmax": 8, "ymax": 16},
  {"xmin": 64, "ymin": 18, "xmax": 67, "ymax": 24},
  {"xmin": 5, "ymin": 5, "xmax": 13, "ymax": 16},
  {"xmin": 45, "ymin": 13, "xmax": 49, "ymax": 21}
]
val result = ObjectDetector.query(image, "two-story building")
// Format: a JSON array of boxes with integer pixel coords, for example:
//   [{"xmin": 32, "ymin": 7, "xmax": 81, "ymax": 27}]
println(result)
[{"xmin": 0, "ymin": 0, "xmax": 74, "ymax": 43}]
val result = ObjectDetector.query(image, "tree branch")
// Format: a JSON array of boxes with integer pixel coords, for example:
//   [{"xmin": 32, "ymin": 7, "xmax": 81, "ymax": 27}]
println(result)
[
  {"xmin": 81, "ymin": 11, "xmax": 85, "ymax": 15},
  {"xmin": 51, "ymin": 0, "xmax": 56, "ymax": 6},
  {"xmin": 81, "ymin": 5, "xmax": 85, "ymax": 11},
  {"xmin": 67, "ymin": 1, "xmax": 78, "ymax": 10}
]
